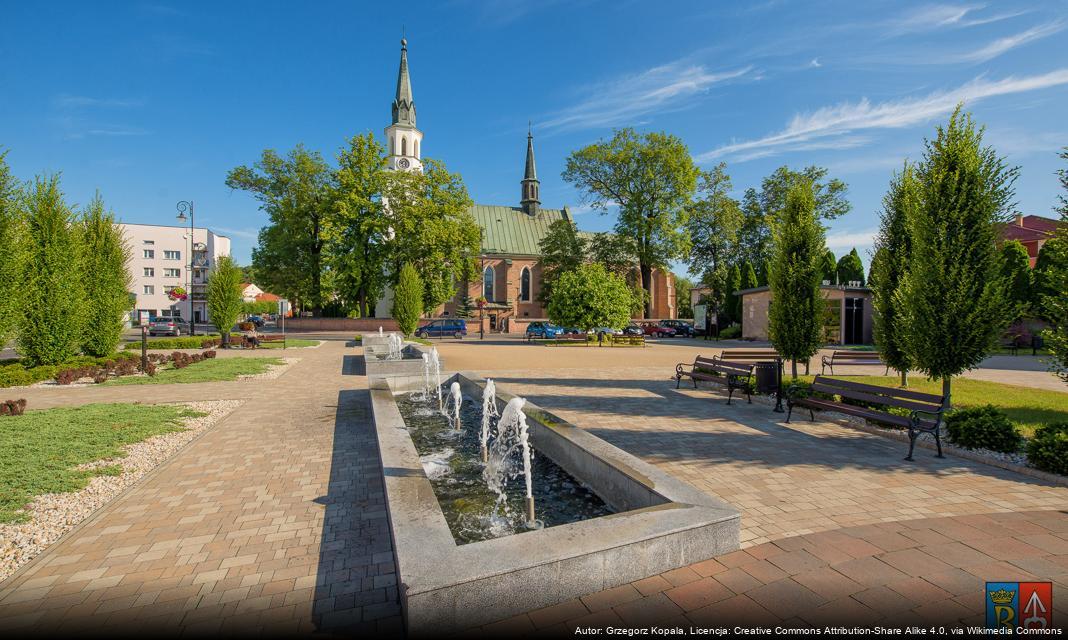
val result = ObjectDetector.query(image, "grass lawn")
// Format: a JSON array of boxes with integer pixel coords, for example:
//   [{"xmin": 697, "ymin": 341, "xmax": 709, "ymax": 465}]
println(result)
[
  {"xmin": 0, "ymin": 403, "xmax": 203, "ymax": 523},
  {"xmin": 796, "ymin": 374, "xmax": 1067, "ymax": 438},
  {"xmin": 108, "ymin": 356, "xmax": 285, "ymax": 385},
  {"xmin": 256, "ymin": 339, "xmax": 319, "ymax": 349}
]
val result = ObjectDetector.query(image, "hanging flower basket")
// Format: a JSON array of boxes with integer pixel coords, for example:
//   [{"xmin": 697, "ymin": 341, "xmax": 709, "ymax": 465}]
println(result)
[
  {"xmin": 168, "ymin": 287, "xmax": 188, "ymax": 302},
  {"xmin": 476, "ymin": 296, "xmax": 487, "ymax": 309}
]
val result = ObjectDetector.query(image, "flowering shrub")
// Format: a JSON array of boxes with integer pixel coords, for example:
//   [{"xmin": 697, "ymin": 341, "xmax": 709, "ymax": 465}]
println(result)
[
  {"xmin": 167, "ymin": 286, "xmax": 188, "ymax": 302},
  {"xmin": 0, "ymin": 399, "xmax": 27, "ymax": 416}
]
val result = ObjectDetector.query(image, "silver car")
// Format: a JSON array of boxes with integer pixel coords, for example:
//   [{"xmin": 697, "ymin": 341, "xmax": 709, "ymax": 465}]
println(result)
[{"xmin": 149, "ymin": 317, "xmax": 183, "ymax": 336}]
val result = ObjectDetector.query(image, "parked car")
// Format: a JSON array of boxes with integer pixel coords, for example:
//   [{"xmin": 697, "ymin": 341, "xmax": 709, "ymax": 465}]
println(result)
[
  {"xmin": 416, "ymin": 319, "xmax": 467, "ymax": 339},
  {"xmin": 247, "ymin": 315, "xmax": 265, "ymax": 328},
  {"xmin": 659, "ymin": 319, "xmax": 695, "ymax": 337},
  {"xmin": 622, "ymin": 324, "xmax": 644, "ymax": 336},
  {"xmin": 149, "ymin": 316, "xmax": 184, "ymax": 337},
  {"xmin": 589, "ymin": 327, "xmax": 624, "ymax": 336},
  {"xmin": 639, "ymin": 322, "xmax": 675, "ymax": 338},
  {"xmin": 526, "ymin": 321, "xmax": 563, "ymax": 339}
]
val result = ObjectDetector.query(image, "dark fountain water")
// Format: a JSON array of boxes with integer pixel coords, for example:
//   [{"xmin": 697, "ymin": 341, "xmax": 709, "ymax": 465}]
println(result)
[{"xmin": 396, "ymin": 390, "xmax": 613, "ymax": 544}]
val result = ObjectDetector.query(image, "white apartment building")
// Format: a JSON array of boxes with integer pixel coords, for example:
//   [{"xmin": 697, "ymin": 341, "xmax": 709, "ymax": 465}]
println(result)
[{"xmin": 119, "ymin": 223, "xmax": 231, "ymax": 326}]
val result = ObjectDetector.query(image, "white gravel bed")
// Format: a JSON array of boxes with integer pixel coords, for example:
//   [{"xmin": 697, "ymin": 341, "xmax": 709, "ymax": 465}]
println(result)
[
  {"xmin": 0, "ymin": 400, "xmax": 241, "ymax": 582},
  {"xmin": 237, "ymin": 357, "xmax": 298, "ymax": 381}
]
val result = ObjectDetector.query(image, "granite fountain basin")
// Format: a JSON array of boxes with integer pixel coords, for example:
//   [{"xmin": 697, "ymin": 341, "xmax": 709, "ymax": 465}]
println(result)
[
  {"xmin": 369, "ymin": 372, "xmax": 740, "ymax": 634},
  {"xmin": 362, "ymin": 343, "xmax": 439, "ymax": 379}
]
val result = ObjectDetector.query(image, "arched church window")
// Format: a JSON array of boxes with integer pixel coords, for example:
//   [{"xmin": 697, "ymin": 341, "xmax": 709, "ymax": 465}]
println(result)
[
  {"xmin": 390, "ymin": 136, "xmax": 395, "ymax": 155},
  {"xmin": 414, "ymin": 139, "xmax": 419, "ymax": 157},
  {"xmin": 520, "ymin": 267, "xmax": 531, "ymax": 302},
  {"xmin": 483, "ymin": 266, "xmax": 494, "ymax": 301},
  {"xmin": 402, "ymin": 137, "xmax": 407, "ymax": 157}
]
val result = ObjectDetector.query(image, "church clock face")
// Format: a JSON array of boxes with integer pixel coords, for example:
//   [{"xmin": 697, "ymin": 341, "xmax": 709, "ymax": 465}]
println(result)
[{"xmin": 398, "ymin": 158, "xmax": 411, "ymax": 169}]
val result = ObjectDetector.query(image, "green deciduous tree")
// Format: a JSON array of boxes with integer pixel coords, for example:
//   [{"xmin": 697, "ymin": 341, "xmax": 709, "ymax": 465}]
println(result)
[
  {"xmin": 686, "ymin": 163, "xmax": 742, "ymax": 324},
  {"xmin": 207, "ymin": 256, "xmax": 243, "ymax": 346},
  {"xmin": 80, "ymin": 194, "xmax": 132, "ymax": 357},
  {"xmin": 897, "ymin": 107, "xmax": 1017, "ymax": 407},
  {"xmin": 18, "ymin": 175, "xmax": 86, "ymax": 365},
  {"xmin": 546, "ymin": 263, "xmax": 634, "ymax": 332},
  {"xmin": 228, "ymin": 145, "xmax": 333, "ymax": 313},
  {"xmin": 999, "ymin": 240, "xmax": 1033, "ymax": 322},
  {"xmin": 836, "ymin": 248, "xmax": 866, "ymax": 286},
  {"xmin": 537, "ymin": 218, "xmax": 589, "ymax": 305},
  {"xmin": 674, "ymin": 275, "xmax": 694, "ymax": 319},
  {"xmin": 768, "ymin": 180, "xmax": 825, "ymax": 379},
  {"xmin": 1043, "ymin": 147, "xmax": 1068, "ymax": 384},
  {"xmin": 563, "ymin": 128, "xmax": 699, "ymax": 317},
  {"xmin": 872, "ymin": 164, "xmax": 918, "ymax": 386},
  {"xmin": 0, "ymin": 152, "xmax": 24, "ymax": 345},
  {"xmin": 327, "ymin": 133, "xmax": 391, "ymax": 318},
  {"xmin": 382, "ymin": 159, "xmax": 479, "ymax": 312},
  {"xmin": 737, "ymin": 166, "xmax": 851, "ymax": 281},
  {"xmin": 1033, "ymin": 234, "xmax": 1068, "ymax": 322},
  {"xmin": 392, "ymin": 263, "xmax": 423, "ymax": 336}
]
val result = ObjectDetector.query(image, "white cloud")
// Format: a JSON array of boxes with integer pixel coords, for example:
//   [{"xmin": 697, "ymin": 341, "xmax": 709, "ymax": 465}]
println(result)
[
  {"xmin": 542, "ymin": 61, "xmax": 752, "ymax": 133},
  {"xmin": 884, "ymin": 4, "xmax": 1027, "ymax": 35},
  {"xmin": 54, "ymin": 95, "xmax": 144, "ymax": 109},
  {"xmin": 825, "ymin": 229, "xmax": 878, "ymax": 252},
  {"xmin": 212, "ymin": 226, "xmax": 259, "ymax": 240},
  {"xmin": 698, "ymin": 68, "xmax": 1068, "ymax": 163},
  {"xmin": 950, "ymin": 21, "xmax": 1064, "ymax": 63},
  {"xmin": 809, "ymin": 58, "xmax": 821, "ymax": 68}
]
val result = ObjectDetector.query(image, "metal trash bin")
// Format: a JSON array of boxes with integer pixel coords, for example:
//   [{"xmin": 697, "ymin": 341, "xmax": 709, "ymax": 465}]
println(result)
[{"xmin": 753, "ymin": 361, "xmax": 779, "ymax": 395}]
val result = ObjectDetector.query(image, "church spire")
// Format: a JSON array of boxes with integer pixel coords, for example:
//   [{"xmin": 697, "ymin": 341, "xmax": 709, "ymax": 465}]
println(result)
[
  {"xmin": 392, "ymin": 38, "xmax": 416, "ymax": 127},
  {"xmin": 520, "ymin": 124, "xmax": 540, "ymax": 215}
]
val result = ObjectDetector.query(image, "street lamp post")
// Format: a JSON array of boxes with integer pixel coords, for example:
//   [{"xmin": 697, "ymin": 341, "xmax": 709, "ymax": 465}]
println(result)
[{"xmin": 176, "ymin": 201, "xmax": 196, "ymax": 337}]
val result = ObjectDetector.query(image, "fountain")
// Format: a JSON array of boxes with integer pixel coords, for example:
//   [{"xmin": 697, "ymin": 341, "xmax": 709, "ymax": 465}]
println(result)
[
  {"xmin": 369, "ymin": 372, "xmax": 739, "ymax": 633},
  {"xmin": 378, "ymin": 326, "xmax": 383, "ymax": 336},
  {"xmin": 387, "ymin": 332, "xmax": 403, "ymax": 360},
  {"xmin": 480, "ymin": 379, "xmax": 498, "ymax": 462},
  {"xmin": 429, "ymin": 347, "xmax": 443, "ymax": 412},
  {"xmin": 447, "ymin": 381, "xmax": 462, "ymax": 432}
]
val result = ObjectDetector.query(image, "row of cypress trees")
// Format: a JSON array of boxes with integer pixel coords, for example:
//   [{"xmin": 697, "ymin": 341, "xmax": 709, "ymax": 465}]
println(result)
[
  {"xmin": 0, "ymin": 153, "xmax": 133, "ymax": 366},
  {"xmin": 767, "ymin": 107, "xmax": 1029, "ymax": 406}
]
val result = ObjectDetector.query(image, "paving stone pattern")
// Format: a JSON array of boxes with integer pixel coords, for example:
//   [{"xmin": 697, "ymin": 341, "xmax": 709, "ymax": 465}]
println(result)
[{"xmin": 0, "ymin": 341, "xmax": 401, "ymax": 635}]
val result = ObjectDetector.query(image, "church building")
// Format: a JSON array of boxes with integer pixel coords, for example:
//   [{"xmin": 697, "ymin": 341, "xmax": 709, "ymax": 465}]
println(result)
[{"xmin": 377, "ymin": 39, "xmax": 677, "ymax": 333}]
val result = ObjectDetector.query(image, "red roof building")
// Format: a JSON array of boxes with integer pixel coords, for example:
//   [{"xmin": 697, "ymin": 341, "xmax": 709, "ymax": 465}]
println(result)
[{"xmin": 1001, "ymin": 214, "xmax": 1059, "ymax": 267}]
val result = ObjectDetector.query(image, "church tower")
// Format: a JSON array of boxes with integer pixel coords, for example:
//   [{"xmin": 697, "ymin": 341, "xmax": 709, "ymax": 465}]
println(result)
[
  {"xmin": 520, "ymin": 125, "xmax": 540, "ymax": 215},
  {"xmin": 385, "ymin": 38, "xmax": 423, "ymax": 172}
]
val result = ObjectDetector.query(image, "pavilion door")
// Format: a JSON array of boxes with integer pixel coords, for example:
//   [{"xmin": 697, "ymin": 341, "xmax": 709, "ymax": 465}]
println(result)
[{"xmin": 844, "ymin": 298, "xmax": 864, "ymax": 344}]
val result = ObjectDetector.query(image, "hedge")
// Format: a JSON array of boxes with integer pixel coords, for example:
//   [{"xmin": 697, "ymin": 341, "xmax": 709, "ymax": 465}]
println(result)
[{"xmin": 123, "ymin": 335, "xmax": 221, "ymax": 351}]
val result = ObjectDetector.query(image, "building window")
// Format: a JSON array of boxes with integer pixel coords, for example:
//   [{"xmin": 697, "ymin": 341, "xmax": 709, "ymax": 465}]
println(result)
[
  {"xmin": 402, "ymin": 137, "xmax": 407, "ymax": 156},
  {"xmin": 143, "ymin": 249, "xmax": 154, "ymax": 259},
  {"xmin": 164, "ymin": 268, "xmax": 181, "ymax": 278},
  {"xmin": 483, "ymin": 265, "xmax": 494, "ymax": 301},
  {"xmin": 390, "ymin": 136, "xmax": 395, "ymax": 155},
  {"xmin": 143, "ymin": 240, "xmax": 154, "ymax": 245},
  {"xmin": 164, "ymin": 250, "xmax": 181, "ymax": 260},
  {"xmin": 143, "ymin": 267, "xmax": 154, "ymax": 277},
  {"xmin": 414, "ymin": 139, "xmax": 419, "ymax": 157},
  {"xmin": 143, "ymin": 285, "xmax": 154, "ymax": 295},
  {"xmin": 164, "ymin": 286, "xmax": 176, "ymax": 294},
  {"xmin": 519, "ymin": 267, "xmax": 531, "ymax": 302}
]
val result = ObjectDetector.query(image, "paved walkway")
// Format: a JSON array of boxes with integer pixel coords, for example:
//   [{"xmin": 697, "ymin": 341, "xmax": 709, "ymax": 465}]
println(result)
[
  {"xmin": 0, "ymin": 340, "xmax": 400, "ymax": 635},
  {"xmin": 1, "ymin": 338, "xmax": 1065, "ymax": 635},
  {"xmin": 480, "ymin": 510, "xmax": 1068, "ymax": 632}
]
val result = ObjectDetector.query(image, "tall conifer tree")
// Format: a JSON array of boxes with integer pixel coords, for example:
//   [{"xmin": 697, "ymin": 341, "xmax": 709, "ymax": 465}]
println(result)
[
  {"xmin": 872, "ymin": 164, "xmax": 917, "ymax": 386},
  {"xmin": 897, "ymin": 107, "xmax": 1016, "ymax": 406},
  {"xmin": 768, "ymin": 181, "xmax": 825, "ymax": 379},
  {"xmin": 18, "ymin": 175, "xmax": 85, "ymax": 365},
  {"xmin": 81, "ymin": 194, "xmax": 133, "ymax": 357},
  {"xmin": 0, "ymin": 152, "xmax": 23, "ymax": 344}
]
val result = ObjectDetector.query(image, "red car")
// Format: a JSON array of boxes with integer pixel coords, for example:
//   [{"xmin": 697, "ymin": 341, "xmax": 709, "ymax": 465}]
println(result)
[{"xmin": 640, "ymin": 322, "xmax": 675, "ymax": 338}]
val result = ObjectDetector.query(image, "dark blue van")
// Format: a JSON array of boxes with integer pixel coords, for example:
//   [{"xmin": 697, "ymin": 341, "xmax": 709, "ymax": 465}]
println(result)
[{"xmin": 415, "ymin": 319, "xmax": 468, "ymax": 339}]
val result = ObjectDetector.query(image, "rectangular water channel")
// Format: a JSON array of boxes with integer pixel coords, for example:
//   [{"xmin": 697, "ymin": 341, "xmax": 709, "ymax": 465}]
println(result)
[{"xmin": 370, "ymin": 372, "xmax": 740, "ymax": 635}]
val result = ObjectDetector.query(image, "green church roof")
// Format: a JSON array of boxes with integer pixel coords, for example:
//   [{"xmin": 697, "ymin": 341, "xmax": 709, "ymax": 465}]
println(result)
[{"xmin": 471, "ymin": 204, "xmax": 580, "ymax": 256}]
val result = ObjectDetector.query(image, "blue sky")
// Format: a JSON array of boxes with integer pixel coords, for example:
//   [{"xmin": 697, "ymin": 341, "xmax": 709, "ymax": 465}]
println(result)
[{"xmin": 2, "ymin": 1, "xmax": 1067, "ymax": 275}]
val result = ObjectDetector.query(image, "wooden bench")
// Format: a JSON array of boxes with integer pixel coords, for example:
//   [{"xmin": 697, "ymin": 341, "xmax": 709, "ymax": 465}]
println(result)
[
  {"xmin": 675, "ymin": 355, "xmax": 755, "ymax": 405},
  {"xmin": 786, "ymin": 376, "xmax": 947, "ymax": 461},
  {"xmin": 820, "ymin": 350, "xmax": 887, "ymax": 375},
  {"xmin": 243, "ymin": 334, "xmax": 285, "ymax": 349},
  {"xmin": 610, "ymin": 334, "xmax": 646, "ymax": 347},
  {"xmin": 1000, "ymin": 335, "xmax": 1022, "ymax": 356}
]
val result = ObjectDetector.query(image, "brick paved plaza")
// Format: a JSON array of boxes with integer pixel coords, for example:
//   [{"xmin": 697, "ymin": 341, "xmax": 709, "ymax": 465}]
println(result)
[{"xmin": 1, "ymin": 336, "xmax": 1066, "ymax": 634}]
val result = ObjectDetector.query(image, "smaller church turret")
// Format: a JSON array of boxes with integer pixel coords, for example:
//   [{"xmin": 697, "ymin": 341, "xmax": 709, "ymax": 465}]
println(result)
[{"xmin": 520, "ymin": 125, "xmax": 540, "ymax": 215}]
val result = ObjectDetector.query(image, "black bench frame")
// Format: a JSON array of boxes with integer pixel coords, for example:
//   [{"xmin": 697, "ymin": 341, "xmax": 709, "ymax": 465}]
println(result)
[
  {"xmin": 786, "ymin": 376, "xmax": 946, "ymax": 461},
  {"xmin": 675, "ymin": 355, "xmax": 755, "ymax": 405}
]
